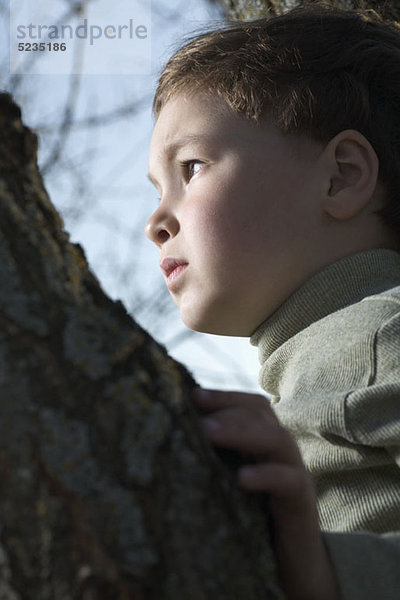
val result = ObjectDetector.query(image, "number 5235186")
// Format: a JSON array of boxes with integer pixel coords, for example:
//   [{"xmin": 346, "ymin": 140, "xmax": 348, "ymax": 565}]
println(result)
[{"xmin": 18, "ymin": 43, "xmax": 67, "ymax": 51}]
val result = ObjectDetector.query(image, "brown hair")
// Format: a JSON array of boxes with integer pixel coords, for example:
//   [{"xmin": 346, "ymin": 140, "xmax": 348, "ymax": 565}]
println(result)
[{"xmin": 153, "ymin": 3, "xmax": 400, "ymax": 236}]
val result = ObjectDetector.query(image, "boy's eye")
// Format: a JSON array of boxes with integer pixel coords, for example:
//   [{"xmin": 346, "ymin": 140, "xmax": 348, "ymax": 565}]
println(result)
[{"xmin": 180, "ymin": 159, "xmax": 204, "ymax": 181}]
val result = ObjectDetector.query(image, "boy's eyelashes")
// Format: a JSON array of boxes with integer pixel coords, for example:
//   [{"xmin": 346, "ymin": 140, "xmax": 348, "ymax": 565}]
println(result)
[
  {"xmin": 178, "ymin": 159, "xmax": 205, "ymax": 182},
  {"xmin": 152, "ymin": 159, "xmax": 205, "ymax": 202}
]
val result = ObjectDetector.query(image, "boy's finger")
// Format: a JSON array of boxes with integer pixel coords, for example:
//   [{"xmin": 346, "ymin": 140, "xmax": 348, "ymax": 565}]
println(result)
[
  {"xmin": 192, "ymin": 387, "xmax": 271, "ymax": 411},
  {"xmin": 238, "ymin": 462, "xmax": 310, "ymax": 500},
  {"xmin": 201, "ymin": 406, "xmax": 301, "ymax": 465}
]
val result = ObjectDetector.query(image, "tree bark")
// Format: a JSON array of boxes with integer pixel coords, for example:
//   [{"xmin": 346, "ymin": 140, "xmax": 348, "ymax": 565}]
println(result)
[
  {"xmin": 0, "ymin": 93, "xmax": 283, "ymax": 599},
  {"xmin": 216, "ymin": 0, "xmax": 400, "ymax": 21}
]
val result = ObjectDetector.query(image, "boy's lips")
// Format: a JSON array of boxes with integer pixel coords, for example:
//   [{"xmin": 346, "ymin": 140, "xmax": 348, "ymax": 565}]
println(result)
[{"xmin": 160, "ymin": 257, "xmax": 189, "ymax": 288}]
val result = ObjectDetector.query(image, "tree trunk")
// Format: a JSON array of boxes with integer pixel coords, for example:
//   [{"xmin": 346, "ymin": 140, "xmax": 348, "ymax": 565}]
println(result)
[
  {"xmin": 216, "ymin": 0, "xmax": 400, "ymax": 21},
  {"xmin": 0, "ymin": 93, "xmax": 283, "ymax": 599}
]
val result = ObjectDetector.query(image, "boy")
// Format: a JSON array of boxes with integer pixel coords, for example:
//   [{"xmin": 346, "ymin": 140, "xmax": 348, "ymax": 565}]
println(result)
[{"xmin": 145, "ymin": 4, "xmax": 400, "ymax": 599}]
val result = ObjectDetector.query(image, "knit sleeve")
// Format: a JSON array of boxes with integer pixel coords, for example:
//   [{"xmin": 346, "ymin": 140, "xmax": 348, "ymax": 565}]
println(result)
[
  {"xmin": 323, "ymin": 531, "xmax": 400, "ymax": 599},
  {"xmin": 344, "ymin": 306, "xmax": 400, "ymax": 455},
  {"xmin": 328, "ymin": 306, "xmax": 400, "ymax": 599}
]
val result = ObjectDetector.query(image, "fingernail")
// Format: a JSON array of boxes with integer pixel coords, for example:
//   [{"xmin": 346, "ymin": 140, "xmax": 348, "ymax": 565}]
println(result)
[
  {"xmin": 192, "ymin": 388, "xmax": 210, "ymax": 402},
  {"xmin": 201, "ymin": 417, "xmax": 220, "ymax": 433},
  {"xmin": 239, "ymin": 466, "xmax": 256, "ymax": 482}
]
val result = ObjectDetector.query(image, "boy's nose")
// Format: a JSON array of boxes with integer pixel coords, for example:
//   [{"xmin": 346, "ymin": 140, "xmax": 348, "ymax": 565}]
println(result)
[{"xmin": 144, "ymin": 208, "xmax": 179, "ymax": 248}]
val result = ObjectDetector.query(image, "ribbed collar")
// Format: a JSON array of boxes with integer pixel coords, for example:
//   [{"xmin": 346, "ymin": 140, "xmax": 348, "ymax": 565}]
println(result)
[{"xmin": 250, "ymin": 249, "xmax": 400, "ymax": 366}]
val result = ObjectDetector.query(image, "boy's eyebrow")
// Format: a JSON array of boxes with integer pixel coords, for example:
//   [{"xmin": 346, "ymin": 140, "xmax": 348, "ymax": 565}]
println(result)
[{"xmin": 147, "ymin": 133, "xmax": 209, "ymax": 186}]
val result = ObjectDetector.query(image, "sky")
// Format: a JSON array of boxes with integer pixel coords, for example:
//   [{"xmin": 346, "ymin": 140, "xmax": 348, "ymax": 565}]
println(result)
[{"xmin": 3, "ymin": 0, "xmax": 263, "ymax": 395}]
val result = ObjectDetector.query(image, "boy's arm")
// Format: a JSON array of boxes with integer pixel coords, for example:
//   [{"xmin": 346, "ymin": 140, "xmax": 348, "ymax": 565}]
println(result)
[
  {"xmin": 323, "ymin": 529, "xmax": 400, "ymax": 599},
  {"xmin": 317, "ymin": 308, "xmax": 400, "ymax": 599},
  {"xmin": 192, "ymin": 389, "xmax": 341, "ymax": 600}
]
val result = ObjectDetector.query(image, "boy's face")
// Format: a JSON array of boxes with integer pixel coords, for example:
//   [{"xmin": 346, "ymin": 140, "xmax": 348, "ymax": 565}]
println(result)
[{"xmin": 146, "ymin": 92, "xmax": 325, "ymax": 336}]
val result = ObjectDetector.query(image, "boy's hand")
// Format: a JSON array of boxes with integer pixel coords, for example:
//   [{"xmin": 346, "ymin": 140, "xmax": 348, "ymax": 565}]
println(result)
[{"xmin": 192, "ymin": 388, "xmax": 341, "ymax": 600}]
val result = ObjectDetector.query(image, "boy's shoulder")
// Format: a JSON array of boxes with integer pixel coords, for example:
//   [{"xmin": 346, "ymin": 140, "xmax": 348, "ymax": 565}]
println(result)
[
  {"xmin": 304, "ymin": 283, "xmax": 400, "ymax": 357},
  {"xmin": 297, "ymin": 283, "xmax": 400, "ymax": 389},
  {"xmin": 359, "ymin": 285, "xmax": 400, "ymax": 369},
  {"xmin": 270, "ymin": 282, "xmax": 400, "ymax": 404},
  {"xmin": 360, "ymin": 283, "xmax": 400, "ymax": 310},
  {"xmin": 257, "ymin": 251, "xmax": 400, "ymax": 395},
  {"xmin": 282, "ymin": 283, "xmax": 400, "ymax": 386},
  {"xmin": 355, "ymin": 284, "xmax": 400, "ymax": 341},
  {"xmin": 297, "ymin": 283, "xmax": 400, "ymax": 338}
]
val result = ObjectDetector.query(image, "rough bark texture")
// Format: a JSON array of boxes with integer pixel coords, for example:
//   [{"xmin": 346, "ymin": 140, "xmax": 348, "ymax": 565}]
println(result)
[
  {"xmin": 216, "ymin": 0, "xmax": 400, "ymax": 21},
  {"xmin": 0, "ymin": 93, "xmax": 284, "ymax": 599}
]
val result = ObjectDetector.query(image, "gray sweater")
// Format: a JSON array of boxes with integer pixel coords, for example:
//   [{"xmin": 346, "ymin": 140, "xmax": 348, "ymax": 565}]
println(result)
[{"xmin": 250, "ymin": 249, "xmax": 400, "ymax": 599}]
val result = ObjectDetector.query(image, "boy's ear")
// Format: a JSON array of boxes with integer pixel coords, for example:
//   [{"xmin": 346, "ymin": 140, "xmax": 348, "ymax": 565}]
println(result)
[{"xmin": 321, "ymin": 129, "xmax": 379, "ymax": 220}]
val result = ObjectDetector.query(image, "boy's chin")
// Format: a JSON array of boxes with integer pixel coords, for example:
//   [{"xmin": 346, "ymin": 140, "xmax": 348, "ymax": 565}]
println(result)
[{"xmin": 180, "ymin": 311, "xmax": 252, "ymax": 337}]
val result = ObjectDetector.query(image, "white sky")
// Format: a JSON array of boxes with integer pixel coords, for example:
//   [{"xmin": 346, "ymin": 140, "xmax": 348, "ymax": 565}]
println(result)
[{"xmin": 3, "ymin": 0, "xmax": 263, "ymax": 395}]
